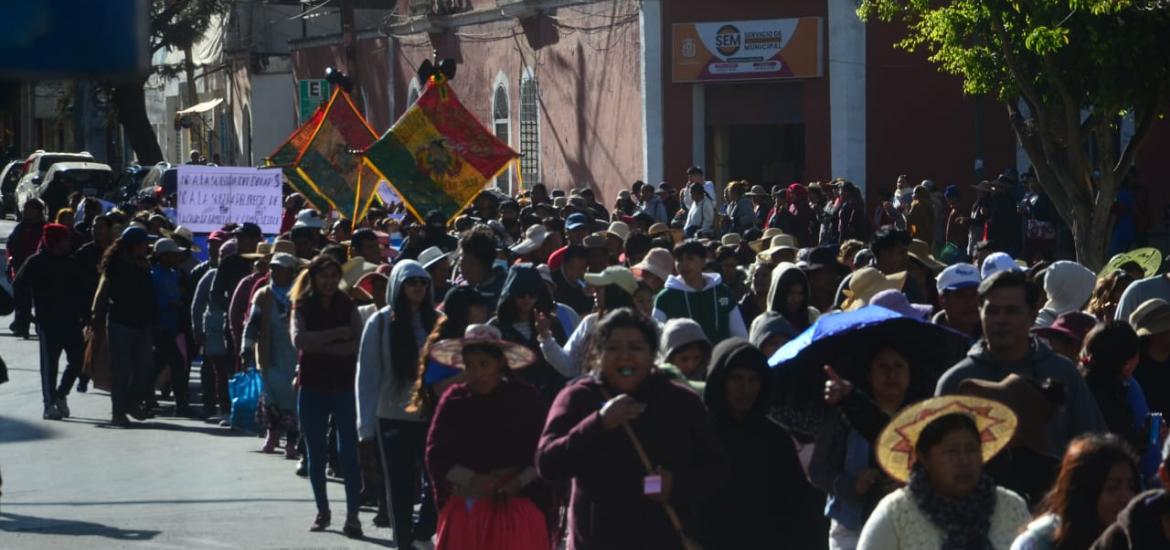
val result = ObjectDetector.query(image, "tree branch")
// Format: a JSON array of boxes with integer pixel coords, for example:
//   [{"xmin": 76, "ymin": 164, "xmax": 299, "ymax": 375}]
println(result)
[{"xmin": 1114, "ymin": 102, "xmax": 1158, "ymax": 180}]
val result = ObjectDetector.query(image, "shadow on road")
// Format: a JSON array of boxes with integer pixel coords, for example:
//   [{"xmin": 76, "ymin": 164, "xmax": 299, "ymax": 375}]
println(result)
[
  {"xmin": 0, "ymin": 511, "xmax": 160, "ymax": 540},
  {"xmin": 5, "ymin": 497, "xmax": 313, "ymax": 506},
  {"xmin": 0, "ymin": 416, "xmax": 56, "ymax": 445},
  {"xmin": 147, "ymin": 421, "xmax": 255, "ymax": 437}
]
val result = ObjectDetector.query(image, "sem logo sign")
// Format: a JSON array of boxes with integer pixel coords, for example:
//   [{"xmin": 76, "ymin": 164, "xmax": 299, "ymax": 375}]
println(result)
[{"xmin": 714, "ymin": 25, "xmax": 740, "ymax": 56}]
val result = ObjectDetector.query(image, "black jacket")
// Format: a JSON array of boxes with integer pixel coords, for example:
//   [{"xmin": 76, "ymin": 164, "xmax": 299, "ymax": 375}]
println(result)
[
  {"xmin": 14, "ymin": 250, "xmax": 88, "ymax": 327},
  {"xmin": 552, "ymin": 268, "xmax": 593, "ymax": 317}
]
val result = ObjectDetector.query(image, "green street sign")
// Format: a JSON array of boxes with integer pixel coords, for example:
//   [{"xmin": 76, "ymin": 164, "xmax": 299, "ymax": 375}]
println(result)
[{"xmin": 298, "ymin": 79, "xmax": 328, "ymax": 123}]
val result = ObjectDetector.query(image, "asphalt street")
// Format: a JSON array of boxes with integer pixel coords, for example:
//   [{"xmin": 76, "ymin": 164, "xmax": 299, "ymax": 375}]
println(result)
[{"xmin": 0, "ymin": 219, "xmax": 411, "ymax": 550}]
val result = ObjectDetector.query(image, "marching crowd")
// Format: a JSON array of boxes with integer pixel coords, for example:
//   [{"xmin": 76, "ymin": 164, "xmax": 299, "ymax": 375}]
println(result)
[{"xmin": 6, "ymin": 165, "xmax": 1170, "ymax": 550}]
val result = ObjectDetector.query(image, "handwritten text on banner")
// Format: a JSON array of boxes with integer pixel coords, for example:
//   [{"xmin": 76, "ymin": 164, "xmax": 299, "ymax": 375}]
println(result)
[{"xmin": 176, "ymin": 166, "xmax": 283, "ymax": 234}]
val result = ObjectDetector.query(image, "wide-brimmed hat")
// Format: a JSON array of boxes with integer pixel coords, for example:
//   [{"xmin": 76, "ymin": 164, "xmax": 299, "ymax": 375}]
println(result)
[
  {"xmin": 553, "ymin": 196, "xmax": 568, "ymax": 210},
  {"xmin": 647, "ymin": 223, "xmax": 670, "ymax": 238},
  {"xmin": 607, "ymin": 221, "xmax": 631, "ymax": 243},
  {"xmin": 166, "ymin": 226, "xmax": 202, "ymax": 252},
  {"xmin": 908, "ymin": 239, "xmax": 946, "ymax": 272},
  {"xmin": 339, "ymin": 257, "xmax": 381, "ymax": 292},
  {"xmin": 870, "ymin": 289, "xmax": 932, "ymax": 320},
  {"xmin": 1130, "ymin": 298, "xmax": 1170, "ymax": 337},
  {"xmin": 584, "ymin": 266, "xmax": 637, "ymax": 295},
  {"xmin": 583, "ymin": 233, "xmax": 608, "ymax": 249},
  {"xmin": 1032, "ymin": 311, "xmax": 1097, "ymax": 345},
  {"xmin": 293, "ymin": 209, "xmax": 325, "ymax": 230},
  {"xmin": 271, "ymin": 239, "xmax": 296, "ymax": 256},
  {"xmin": 721, "ymin": 233, "xmax": 742, "ymax": 247},
  {"xmin": 745, "ymin": 185, "xmax": 769, "ymax": 198},
  {"xmin": 418, "ymin": 246, "xmax": 453, "ymax": 270},
  {"xmin": 633, "ymin": 248, "xmax": 673, "ymax": 282},
  {"xmin": 876, "ymin": 395, "xmax": 1018, "ymax": 483},
  {"xmin": 352, "ymin": 271, "xmax": 389, "ymax": 301},
  {"xmin": 758, "ymin": 234, "xmax": 799, "ymax": 262},
  {"xmin": 842, "ymin": 268, "xmax": 907, "ymax": 311},
  {"xmin": 429, "ymin": 324, "xmax": 536, "ymax": 370},
  {"xmin": 957, "ymin": 375, "xmax": 1055, "ymax": 457},
  {"xmin": 1100, "ymin": 248, "xmax": 1162, "ymax": 279},
  {"xmin": 749, "ymin": 228, "xmax": 785, "ymax": 253},
  {"xmin": 510, "ymin": 224, "xmax": 549, "ymax": 255},
  {"xmin": 239, "ymin": 241, "xmax": 274, "ymax": 260}
]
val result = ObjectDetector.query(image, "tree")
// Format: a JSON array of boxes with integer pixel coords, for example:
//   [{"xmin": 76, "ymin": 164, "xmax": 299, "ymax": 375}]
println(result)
[
  {"xmin": 110, "ymin": 0, "xmax": 228, "ymax": 165},
  {"xmin": 860, "ymin": 0, "xmax": 1170, "ymax": 268}
]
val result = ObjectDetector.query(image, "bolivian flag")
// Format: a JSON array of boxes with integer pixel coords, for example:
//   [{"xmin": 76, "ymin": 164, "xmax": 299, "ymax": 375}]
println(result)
[
  {"xmin": 294, "ymin": 88, "xmax": 379, "ymax": 219},
  {"xmin": 265, "ymin": 106, "xmax": 331, "ymax": 212},
  {"xmin": 364, "ymin": 75, "xmax": 519, "ymax": 224}
]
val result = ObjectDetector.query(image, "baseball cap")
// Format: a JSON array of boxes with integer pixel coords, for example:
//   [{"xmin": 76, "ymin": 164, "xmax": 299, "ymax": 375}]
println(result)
[
  {"xmin": 234, "ymin": 222, "xmax": 263, "ymax": 239},
  {"xmin": 565, "ymin": 213, "xmax": 588, "ymax": 231},
  {"xmin": 937, "ymin": 263, "xmax": 981, "ymax": 294},
  {"xmin": 583, "ymin": 266, "xmax": 638, "ymax": 295},
  {"xmin": 981, "ymin": 252, "xmax": 1023, "ymax": 280},
  {"xmin": 119, "ymin": 226, "xmax": 156, "ymax": 245}
]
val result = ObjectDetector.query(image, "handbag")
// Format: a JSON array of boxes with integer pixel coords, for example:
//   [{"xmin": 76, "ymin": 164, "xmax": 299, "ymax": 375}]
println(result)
[{"xmin": 600, "ymin": 389, "xmax": 703, "ymax": 550}]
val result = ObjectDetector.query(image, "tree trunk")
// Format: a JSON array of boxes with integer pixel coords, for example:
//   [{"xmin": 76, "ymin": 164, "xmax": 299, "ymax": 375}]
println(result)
[{"xmin": 111, "ymin": 77, "xmax": 164, "ymax": 165}]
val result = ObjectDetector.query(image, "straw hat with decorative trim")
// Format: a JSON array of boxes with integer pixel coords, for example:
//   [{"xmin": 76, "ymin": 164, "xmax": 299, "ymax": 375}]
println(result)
[
  {"xmin": 429, "ymin": 324, "xmax": 537, "ymax": 370},
  {"xmin": 876, "ymin": 395, "xmax": 1018, "ymax": 483},
  {"xmin": 842, "ymin": 267, "xmax": 906, "ymax": 311},
  {"xmin": 1100, "ymin": 248, "xmax": 1162, "ymax": 279}
]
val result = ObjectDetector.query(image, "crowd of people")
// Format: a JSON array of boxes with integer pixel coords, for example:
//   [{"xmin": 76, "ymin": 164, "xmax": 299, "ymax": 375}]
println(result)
[{"xmin": 5, "ymin": 165, "xmax": 1170, "ymax": 550}]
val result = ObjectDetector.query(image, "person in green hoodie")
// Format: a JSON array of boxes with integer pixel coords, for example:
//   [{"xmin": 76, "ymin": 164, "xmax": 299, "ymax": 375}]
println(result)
[{"xmin": 651, "ymin": 239, "xmax": 747, "ymax": 343}]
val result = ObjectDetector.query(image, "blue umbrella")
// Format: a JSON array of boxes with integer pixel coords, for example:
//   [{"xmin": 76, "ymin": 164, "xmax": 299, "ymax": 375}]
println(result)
[{"xmin": 767, "ymin": 305, "xmax": 972, "ymax": 437}]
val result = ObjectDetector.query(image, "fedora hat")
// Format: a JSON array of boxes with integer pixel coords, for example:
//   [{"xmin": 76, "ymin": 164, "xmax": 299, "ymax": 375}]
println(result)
[
  {"xmin": 841, "ymin": 268, "xmax": 906, "ymax": 311},
  {"xmin": 745, "ymin": 185, "xmax": 769, "ymax": 198},
  {"xmin": 167, "ymin": 225, "xmax": 201, "ymax": 252},
  {"xmin": 339, "ymin": 257, "xmax": 381, "ymax": 292},
  {"xmin": 876, "ymin": 395, "xmax": 1017, "ymax": 483},
  {"xmin": 1130, "ymin": 298, "xmax": 1170, "ymax": 337},
  {"xmin": 429, "ymin": 324, "xmax": 536, "ymax": 370},
  {"xmin": 647, "ymin": 223, "xmax": 670, "ymax": 238},
  {"xmin": 268, "ymin": 251, "xmax": 307, "ymax": 271},
  {"xmin": 239, "ymin": 241, "xmax": 274, "ymax": 260},
  {"xmin": 749, "ymin": 228, "xmax": 785, "ymax": 253},
  {"xmin": 957, "ymin": 374, "xmax": 1056, "ymax": 458},
  {"xmin": 908, "ymin": 239, "xmax": 946, "ymax": 272},
  {"xmin": 510, "ymin": 224, "xmax": 550, "ymax": 256},
  {"xmin": 721, "ymin": 233, "xmax": 742, "ymax": 247},
  {"xmin": 632, "ymin": 247, "xmax": 674, "ymax": 283},
  {"xmin": 757, "ymin": 234, "xmax": 798, "ymax": 262},
  {"xmin": 418, "ymin": 245, "xmax": 454, "ymax": 270},
  {"xmin": 583, "ymin": 232, "xmax": 608, "ymax": 249}
]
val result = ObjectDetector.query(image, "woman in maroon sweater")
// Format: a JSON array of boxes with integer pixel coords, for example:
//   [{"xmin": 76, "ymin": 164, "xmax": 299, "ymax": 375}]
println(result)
[
  {"xmin": 290, "ymin": 255, "xmax": 364, "ymax": 538},
  {"xmin": 536, "ymin": 308, "xmax": 728, "ymax": 550},
  {"xmin": 425, "ymin": 323, "xmax": 550, "ymax": 549}
]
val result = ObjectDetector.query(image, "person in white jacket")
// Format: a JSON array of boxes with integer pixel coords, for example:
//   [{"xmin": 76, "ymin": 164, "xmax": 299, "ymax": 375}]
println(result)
[{"xmin": 355, "ymin": 260, "xmax": 439, "ymax": 544}]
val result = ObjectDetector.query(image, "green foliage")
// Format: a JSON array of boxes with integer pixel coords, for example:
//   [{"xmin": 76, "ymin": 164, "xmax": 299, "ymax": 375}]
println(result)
[{"xmin": 150, "ymin": 0, "xmax": 231, "ymax": 53}]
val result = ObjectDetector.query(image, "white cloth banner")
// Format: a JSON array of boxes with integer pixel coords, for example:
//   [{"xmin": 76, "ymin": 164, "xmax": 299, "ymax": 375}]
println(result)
[{"xmin": 176, "ymin": 166, "xmax": 283, "ymax": 234}]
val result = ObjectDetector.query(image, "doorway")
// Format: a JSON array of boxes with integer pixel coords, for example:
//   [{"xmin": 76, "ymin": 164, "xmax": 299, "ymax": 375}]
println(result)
[{"xmin": 704, "ymin": 82, "xmax": 805, "ymax": 190}]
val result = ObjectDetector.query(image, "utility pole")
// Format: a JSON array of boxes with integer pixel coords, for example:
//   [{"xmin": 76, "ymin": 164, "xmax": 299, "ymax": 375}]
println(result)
[{"xmin": 183, "ymin": 45, "xmax": 203, "ymax": 157}]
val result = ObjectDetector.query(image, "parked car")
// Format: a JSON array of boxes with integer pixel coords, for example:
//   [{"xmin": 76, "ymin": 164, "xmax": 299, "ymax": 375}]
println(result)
[
  {"xmin": 13, "ymin": 150, "xmax": 95, "ymax": 217},
  {"xmin": 0, "ymin": 160, "xmax": 24, "ymax": 215},
  {"xmin": 16, "ymin": 161, "xmax": 113, "ymax": 217}
]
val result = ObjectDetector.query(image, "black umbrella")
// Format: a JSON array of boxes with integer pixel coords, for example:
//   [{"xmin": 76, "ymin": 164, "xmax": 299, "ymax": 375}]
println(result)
[{"xmin": 767, "ymin": 305, "xmax": 972, "ymax": 437}]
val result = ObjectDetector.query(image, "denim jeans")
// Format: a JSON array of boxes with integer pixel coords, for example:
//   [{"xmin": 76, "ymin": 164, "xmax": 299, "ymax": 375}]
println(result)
[
  {"xmin": 298, "ymin": 387, "xmax": 361, "ymax": 515},
  {"xmin": 37, "ymin": 323, "xmax": 84, "ymax": 407}
]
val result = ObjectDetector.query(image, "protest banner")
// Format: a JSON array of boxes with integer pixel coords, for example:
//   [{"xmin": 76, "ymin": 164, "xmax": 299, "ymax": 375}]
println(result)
[{"xmin": 176, "ymin": 166, "xmax": 283, "ymax": 234}]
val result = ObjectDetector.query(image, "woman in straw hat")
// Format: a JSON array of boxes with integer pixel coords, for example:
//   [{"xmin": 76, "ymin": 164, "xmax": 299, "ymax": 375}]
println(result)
[
  {"xmin": 1012, "ymin": 434, "xmax": 1140, "ymax": 550},
  {"xmin": 857, "ymin": 396, "xmax": 1031, "ymax": 549},
  {"xmin": 425, "ymin": 324, "xmax": 551, "ymax": 550}
]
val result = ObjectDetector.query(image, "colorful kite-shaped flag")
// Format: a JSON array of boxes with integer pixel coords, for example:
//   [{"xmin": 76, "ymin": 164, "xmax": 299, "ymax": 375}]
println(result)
[
  {"xmin": 364, "ymin": 75, "xmax": 519, "ymax": 224},
  {"xmin": 294, "ymin": 88, "xmax": 379, "ymax": 220},
  {"xmin": 265, "ymin": 106, "xmax": 331, "ymax": 212}
]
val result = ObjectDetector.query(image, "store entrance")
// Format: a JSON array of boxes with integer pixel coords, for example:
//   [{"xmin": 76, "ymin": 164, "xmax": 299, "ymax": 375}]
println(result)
[{"xmin": 704, "ymin": 82, "xmax": 805, "ymax": 190}]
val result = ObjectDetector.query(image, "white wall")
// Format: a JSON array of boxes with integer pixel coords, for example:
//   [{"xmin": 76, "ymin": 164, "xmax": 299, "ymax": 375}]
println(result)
[
  {"xmin": 828, "ymin": 0, "xmax": 866, "ymax": 193},
  {"xmin": 249, "ymin": 72, "xmax": 296, "ymax": 166}
]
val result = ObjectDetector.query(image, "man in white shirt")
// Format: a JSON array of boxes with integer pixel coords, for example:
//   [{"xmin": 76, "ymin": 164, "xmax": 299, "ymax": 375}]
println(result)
[
  {"xmin": 681, "ymin": 165, "xmax": 717, "ymax": 211},
  {"xmin": 684, "ymin": 182, "xmax": 715, "ymax": 237}
]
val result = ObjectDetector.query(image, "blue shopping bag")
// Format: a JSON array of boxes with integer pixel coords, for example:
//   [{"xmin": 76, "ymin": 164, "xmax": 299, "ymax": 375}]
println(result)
[{"xmin": 228, "ymin": 368, "xmax": 265, "ymax": 434}]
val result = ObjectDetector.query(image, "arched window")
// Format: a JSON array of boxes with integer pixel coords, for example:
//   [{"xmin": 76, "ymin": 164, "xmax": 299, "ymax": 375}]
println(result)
[
  {"xmin": 407, "ymin": 77, "xmax": 421, "ymax": 110},
  {"xmin": 519, "ymin": 67, "xmax": 540, "ymax": 187},
  {"xmin": 491, "ymin": 73, "xmax": 511, "ymax": 193}
]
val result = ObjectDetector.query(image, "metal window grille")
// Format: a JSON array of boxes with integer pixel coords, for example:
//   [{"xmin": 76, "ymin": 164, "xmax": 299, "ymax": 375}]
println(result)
[{"xmin": 519, "ymin": 74, "xmax": 540, "ymax": 187}]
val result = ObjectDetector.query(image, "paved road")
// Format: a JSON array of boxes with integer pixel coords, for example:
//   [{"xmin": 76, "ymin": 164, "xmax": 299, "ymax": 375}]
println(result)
[{"xmin": 0, "ymin": 220, "xmax": 406, "ymax": 549}]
